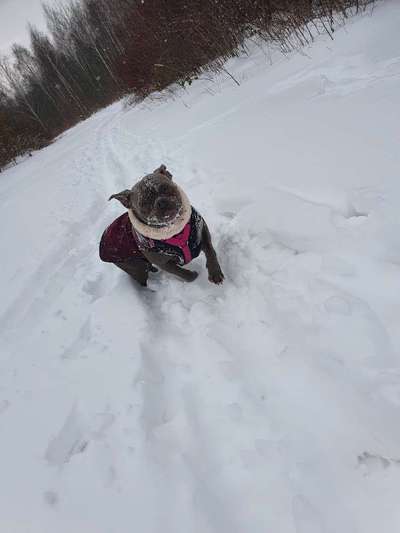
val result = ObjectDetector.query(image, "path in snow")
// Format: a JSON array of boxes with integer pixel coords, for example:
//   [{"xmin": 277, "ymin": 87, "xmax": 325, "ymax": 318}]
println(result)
[{"xmin": 1, "ymin": 2, "xmax": 400, "ymax": 532}]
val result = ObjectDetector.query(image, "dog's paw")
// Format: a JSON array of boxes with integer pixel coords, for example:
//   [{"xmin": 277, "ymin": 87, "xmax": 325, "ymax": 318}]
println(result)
[
  {"xmin": 208, "ymin": 267, "xmax": 224, "ymax": 285},
  {"xmin": 185, "ymin": 270, "xmax": 199, "ymax": 282}
]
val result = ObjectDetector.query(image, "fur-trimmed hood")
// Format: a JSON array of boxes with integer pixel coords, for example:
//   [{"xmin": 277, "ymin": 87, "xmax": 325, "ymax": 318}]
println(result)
[{"xmin": 127, "ymin": 185, "xmax": 192, "ymax": 240}]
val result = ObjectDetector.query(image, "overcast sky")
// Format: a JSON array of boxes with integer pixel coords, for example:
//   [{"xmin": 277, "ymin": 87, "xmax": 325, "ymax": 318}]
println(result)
[{"xmin": 0, "ymin": 0, "xmax": 54, "ymax": 54}]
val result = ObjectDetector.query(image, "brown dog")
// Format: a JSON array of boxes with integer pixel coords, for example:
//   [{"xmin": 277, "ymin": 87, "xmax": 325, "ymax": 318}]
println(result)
[{"xmin": 99, "ymin": 165, "xmax": 224, "ymax": 287}]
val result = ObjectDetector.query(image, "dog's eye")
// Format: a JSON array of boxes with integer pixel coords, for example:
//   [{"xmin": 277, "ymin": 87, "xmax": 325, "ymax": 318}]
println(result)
[{"xmin": 138, "ymin": 198, "xmax": 151, "ymax": 213}]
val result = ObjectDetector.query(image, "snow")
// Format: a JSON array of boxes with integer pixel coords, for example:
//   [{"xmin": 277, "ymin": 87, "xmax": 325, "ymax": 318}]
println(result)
[{"xmin": 1, "ymin": 2, "xmax": 400, "ymax": 532}]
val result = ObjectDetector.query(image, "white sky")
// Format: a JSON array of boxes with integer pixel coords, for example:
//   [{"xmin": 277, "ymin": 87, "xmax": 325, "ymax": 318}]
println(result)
[{"xmin": 0, "ymin": 0, "xmax": 54, "ymax": 55}]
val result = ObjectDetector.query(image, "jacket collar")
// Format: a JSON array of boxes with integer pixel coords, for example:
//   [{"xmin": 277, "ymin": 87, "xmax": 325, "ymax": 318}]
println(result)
[{"xmin": 127, "ymin": 186, "xmax": 191, "ymax": 240}]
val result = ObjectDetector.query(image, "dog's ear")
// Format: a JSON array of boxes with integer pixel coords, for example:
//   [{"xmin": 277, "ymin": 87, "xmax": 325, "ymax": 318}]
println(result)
[
  {"xmin": 153, "ymin": 164, "xmax": 173, "ymax": 180},
  {"xmin": 108, "ymin": 190, "xmax": 131, "ymax": 208}
]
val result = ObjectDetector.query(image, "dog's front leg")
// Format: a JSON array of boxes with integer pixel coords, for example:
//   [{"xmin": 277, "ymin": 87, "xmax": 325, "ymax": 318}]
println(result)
[
  {"xmin": 201, "ymin": 222, "xmax": 224, "ymax": 284},
  {"xmin": 142, "ymin": 251, "xmax": 198, "ymax": 282}
]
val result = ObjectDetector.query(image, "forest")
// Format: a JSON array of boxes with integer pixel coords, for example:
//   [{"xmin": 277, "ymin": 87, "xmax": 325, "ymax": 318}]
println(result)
[{"xmin": 0, "ymin": 0, "xmax": 375, "ymax": 171}]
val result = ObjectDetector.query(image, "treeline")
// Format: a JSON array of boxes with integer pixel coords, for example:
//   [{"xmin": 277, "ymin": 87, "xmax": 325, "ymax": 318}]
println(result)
[{"xmin": 0, "ymin": 0, "xmax": 376, "ymax": 171}]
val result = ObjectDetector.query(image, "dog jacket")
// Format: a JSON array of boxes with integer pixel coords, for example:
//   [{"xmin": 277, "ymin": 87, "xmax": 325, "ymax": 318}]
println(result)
[{"xmin": 100, "ymin": 207, "xmax": 203, "ymax": 265}]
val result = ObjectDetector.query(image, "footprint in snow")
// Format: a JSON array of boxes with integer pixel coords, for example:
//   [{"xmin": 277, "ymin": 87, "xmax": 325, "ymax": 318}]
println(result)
[
  {"xmin": 357, "ymin": 451, "xmax": 400, "ymax": 476},
  {"xmin": 43, "ymin": 490, "xmax": 59, "ymax": 507},
  {"xmin": 0, "ymin": 400, "xmax": 10, "ymax": 415},
  {"xmin": 45, "ymin": 406, "xmax": 116, "ymax": 467},
  {"xmin": 82, "ymin": 272, "xmax": 107, "ymax": 303},
  {"xmin": 45, "ymin": 405, "xmax": 89, "ymax": 467}
]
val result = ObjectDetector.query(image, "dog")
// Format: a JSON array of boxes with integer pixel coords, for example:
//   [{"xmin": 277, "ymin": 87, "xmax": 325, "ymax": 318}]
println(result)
[{"xmin": 99, "ymin": 165, "xmax": 224, "ymax": 287}]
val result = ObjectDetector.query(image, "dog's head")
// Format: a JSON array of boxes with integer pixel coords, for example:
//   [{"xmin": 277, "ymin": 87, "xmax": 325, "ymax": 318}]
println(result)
[{"xmin": 109, "ymin": 165, "xmax": 183, "ymax": 227}]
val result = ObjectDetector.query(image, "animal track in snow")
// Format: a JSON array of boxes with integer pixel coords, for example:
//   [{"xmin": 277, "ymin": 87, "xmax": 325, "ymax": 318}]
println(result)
[
  {"xmin": 43, "ymin": 490, "xmax": 59, "ymax": 507},
  {"xmin": 357, "ymin": 451, "xmax": 400, "ymax": 476},
  {"xmin": 0, "ymin": 399, "xmax": 10, "ymax": 415},
  {"xmin": 82, "ymin": 272, "xmax": 107, "ymax": 303},
  {"xmin": 272, "ymin": 54, "xmax": 400, "ymax": 99},
  {"xmin": 45, "ymin": 405, "xmax": 116, "ymax": 467},
  {"xmin": 45, "ymin": 405, "xmax": 88, "ymax": 467}
]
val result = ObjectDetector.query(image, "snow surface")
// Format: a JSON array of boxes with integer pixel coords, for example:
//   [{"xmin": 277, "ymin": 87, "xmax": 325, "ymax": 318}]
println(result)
[{"xmin": 1, "ymin": 2, "xmax": 400, "ymax": 532}]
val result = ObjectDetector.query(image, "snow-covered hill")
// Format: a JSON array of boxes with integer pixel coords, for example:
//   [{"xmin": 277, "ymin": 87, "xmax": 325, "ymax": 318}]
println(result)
[{"xmin": 1, "ymin": 2, "xmax": 400, "ymax": 532}]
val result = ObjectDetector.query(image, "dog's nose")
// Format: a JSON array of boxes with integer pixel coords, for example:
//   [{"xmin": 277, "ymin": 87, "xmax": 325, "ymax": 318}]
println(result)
[{"xmin": 157, "ymin": 197, "xmax": 172, "ymax": 211}]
